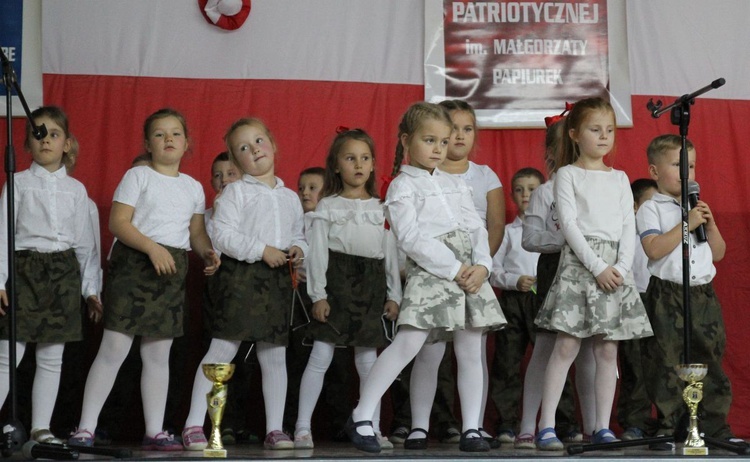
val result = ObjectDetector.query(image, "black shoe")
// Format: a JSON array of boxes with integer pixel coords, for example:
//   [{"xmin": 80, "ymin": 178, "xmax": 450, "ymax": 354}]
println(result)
[
  {"xmin": 478, "ymin": 428, "xmax": 500, "ymax": 449},
  {"xmin": 649, "ymin": 435, "xmax": 675, "ymax": 451},
  {"xmin": 332, "ymin": 428, "xmax": 349, "ymax": 443},
  {"xmin": 459, "ymin": 429, "xmax": 490, "ymax": 452},
  {"xmin": 345, "ymin": 416, "xmax": 381, "ymax": 453},
  {"xmin": 403, "ymin": 428, "xmax": 428, "ymax": 450}
]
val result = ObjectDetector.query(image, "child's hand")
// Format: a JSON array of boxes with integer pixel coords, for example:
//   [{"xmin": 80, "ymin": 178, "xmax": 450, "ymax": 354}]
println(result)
[
  {"xmin": 458, "ymin": 265, "xmax": 489, "ymax": 294},
  {"xmin": 312, "ymin": 300, "xmax": 331, "ymax": 323},
  {"xmin": 454, "ymin": 264, "xmax": 469, "ymax": 283},
  {"xmin": 696, "ymin": 200, "xmax": 717, "ymax": 227},
  {"xmin": 595, "ymin": 266, "xmax": 623, "ymax": 292},
  {"xmin": 203, "ymin": 249, "xmax": 221, "ymax": 276},
  {"xmin": 86, "ymin": 295, "xmax": 103, "ymax": 323},
  {"xmin": 383, "ymin": 300, "xmax": 399, "ymax": 321},
  {"xmin": 288, "ymin": 246, "xmax": 304, "ymax": 268},
  {"xmin": 262, "ymin": 246, "xmax": 288, "ymax": 268},
  {"xmin": 147, "ymin": 243, "xmax": 177, "ymax": 275},
  {"xmin": 0, "ymin": 290, "xmax": 7, "ymax": 315},
  {"xmin": 516, "ymin": 275, "xmax": 537, "ymax": 292},
  {"xmin": 688, "ymin": 205, "xmax": 708, "ymax": 232}
]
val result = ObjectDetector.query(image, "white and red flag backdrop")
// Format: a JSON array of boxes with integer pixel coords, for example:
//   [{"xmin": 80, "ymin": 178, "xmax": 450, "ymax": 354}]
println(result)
[{"xmin": 1, "ymin": 0, "xmax": 750, "ymax": 436}]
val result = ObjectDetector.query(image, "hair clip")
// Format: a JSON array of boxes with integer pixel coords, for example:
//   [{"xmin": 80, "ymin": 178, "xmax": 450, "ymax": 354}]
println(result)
[
  {"xmin": 544, "ymin": 102, "xmax": 574, "ymax": 127},
  {"xmin": 336, "ymin": 125, "xmax": 350, "ymax": 134}
]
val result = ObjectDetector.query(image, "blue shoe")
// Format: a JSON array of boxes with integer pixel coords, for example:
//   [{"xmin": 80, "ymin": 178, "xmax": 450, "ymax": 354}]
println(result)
[
  {"xmin": 345, "ymin": 416, "xmax": 381, "ymax": 453},
  {"xmin": 620, "ymin": 427, "xmax": 644, "ymax": 441},
  {"xmin": 536, "ymin": 427, "xmax": 563, "ymax": 451},
  {"xmin": 591, "ymin": 428, "xmax": 619, "ymax": 444}
]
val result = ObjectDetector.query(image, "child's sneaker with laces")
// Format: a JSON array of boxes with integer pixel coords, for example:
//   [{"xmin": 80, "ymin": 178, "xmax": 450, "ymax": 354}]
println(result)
[
  {"xmin": 390, "ymin": 426, "xmax": 408, "ymax": 444},
  {"xmin": 68, "ymin": 428, "xmax": 95, "ymax": 447},
  {"xmin": 376, "ymin": 432, "xmax": 393, "ymax": 449},
  {"xmin": 264, "ymin": 430, "xmax": 293, "ymax": 450},
  {"xmin": 142, "ymin": 431, "xmax": 182, "ymax": 451},
  {"xmin": 182, "ymin": 426, "xmax": 208, "ymax": 451},
  {"xmin": 294, "ymin": 429, "xmax": 314, "ymax": 449}
]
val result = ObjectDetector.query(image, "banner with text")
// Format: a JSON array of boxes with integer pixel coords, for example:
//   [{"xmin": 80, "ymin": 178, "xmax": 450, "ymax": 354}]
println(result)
[
  {"xmin": 425, "ymin": 0, "xmax": 632, "ymax": 128},
  {"xmin": 0, "ymin": 0, "xmax": 42, "ymax": 117}
]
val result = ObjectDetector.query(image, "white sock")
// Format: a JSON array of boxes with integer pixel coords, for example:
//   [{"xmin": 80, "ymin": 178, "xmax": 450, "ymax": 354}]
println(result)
[
  {"xmin": 409, "ymin": 341, "xmax": 445, "ymax": 433},
  {"xmin": 295, "ymin": 341, "xmax": 334, "ymax": 433},
  {"xmin": 538, "ymin": 334, "xmax": 580, "ymax": 433},
  {"xmin": 593, "ymin": 338, "xmax": 618, "ymax": 431},
  {"xmin": 454, "ymin": 328, "xmax": 484, "ymax": 435},
  {"xmin": 256, "ymin": 342, "xmax": 287, "ymax": 435},
  {"xmin": 518, "ymin": 332, "xmax": 555, "ymax": 436},
  {"xmin": 351, "ymin": 328, "xmax": 428, "ymax": 436},
  {"xmin": 353, "ymin": 347, "xmax": 379, "ymax": 432},
  {"xmin": 140, "ymin": 337, "xmax": 173, "ymax": 437},
  {"xmin": 0, "ymin": 341, "xmax": 27, "ymax": 409},
  {"xmin": 78, "ymin": 329, "xmax": 135, "ymax": 432},
  {"xmin": 184, "ymin": 338, "xmax": 241, "ymax": 428},
  {"xmin": 478, "ymin": 332, "xmax": 489, "ymax": 430},
  {"xmin": 31, "ymin": 343, "xmax": 64, "ymax": 431}
]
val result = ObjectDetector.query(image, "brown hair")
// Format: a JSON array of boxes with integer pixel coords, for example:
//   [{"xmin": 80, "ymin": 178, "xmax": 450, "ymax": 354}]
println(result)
[
  {"xmin": 646, "ymin": 134, "xmax": 694, "ymax": 165},
  {"xmin": 223, "ymin": 118, "xmax": 276, "ymax": 172},
  {"xmin": 143, "ymin": 108, "xmax": 188, "ymax": 140},
  {"xmin": 391, "ymin": 102, "xmax": 453, "ymax": 176},
  {"xmin": 558, "ymin": 97, "xmax": 616, "ymax": 169},
  {"xmin": 322, "ymin": 128, "xmax": 378, "ymax": 198},
  {"xmin": 511, "ymin": 167, "xmax": 545, "ymax": 188},
  {"xmin": 544, "ymin": 119, "xmax": 565, "ymax": 175}
]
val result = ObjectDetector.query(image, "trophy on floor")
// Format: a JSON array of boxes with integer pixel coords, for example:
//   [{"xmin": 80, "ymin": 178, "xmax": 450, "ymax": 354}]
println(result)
[
  {"xmin": 676, "ymin": 363, "xmax": 708, "ymax": 456},
  {"xmin": 202, "ymin": 363, "xmax": 236, "ymax": 458}
]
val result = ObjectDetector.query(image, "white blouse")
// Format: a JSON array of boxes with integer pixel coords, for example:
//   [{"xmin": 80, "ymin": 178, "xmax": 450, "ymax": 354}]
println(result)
[
  {"xmin": 385, "ymin": 165, "xmax": 491, "ymax": 281},
  {"xmin": 491, "ymin": 216, "xmax": 539, "ymax": 290},
  {"xmin": 212, "ymin": 174, "xmax": 307, "ymax": 263},
  {"xmin": 306, "ymin": 195, "xmax": 402, "ymax": 304}
]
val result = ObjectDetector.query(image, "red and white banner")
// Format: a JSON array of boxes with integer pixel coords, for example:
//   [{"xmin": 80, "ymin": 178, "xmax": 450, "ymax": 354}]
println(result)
[
  {"xmin": 426, "ymin": 0, "xmax": 632, "ymax": 128},
  {"xmin": 1, "ymin": 0, "xmax": 749, "ymax": 436}
]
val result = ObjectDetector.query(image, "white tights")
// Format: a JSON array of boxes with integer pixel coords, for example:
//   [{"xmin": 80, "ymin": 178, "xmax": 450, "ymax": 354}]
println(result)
[
  {"xmin": 185, "ymin": 339, "xmax": 287, "ymax": 436},
  {"xmin": 295, "ymin": 342, "xmax": 379, "ymax": 434},
  {"xmin": 77, "ymin": 329, "xmax": 173, "ymax": 438},
  {"xmin": 0, "ymin": 341, "xmax": 64, "ymax": 431}
]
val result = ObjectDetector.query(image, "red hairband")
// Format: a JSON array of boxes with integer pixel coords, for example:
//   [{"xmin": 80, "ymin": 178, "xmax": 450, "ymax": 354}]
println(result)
[{"xmin": 544, "ymin": 102, "xmax": 574, "ymax": 127}]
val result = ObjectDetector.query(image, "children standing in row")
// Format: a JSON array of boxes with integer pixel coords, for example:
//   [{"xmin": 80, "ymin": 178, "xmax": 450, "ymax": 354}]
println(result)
[
  {"xmin": 489, "ymin": 167, "xmax": 543, "ymax": 441},
  {"xmin": 294, "ymin": 128, "xmax": 401, "ymax": 449},
  {"xmin": 181, "ymin": 118, "xmax": 306, "ymax": 451},
  {"xmin": 636, "ymin": 135, "xmax": 740, "ymax": 444},
  {"xmin": 534, "ymin": 97, "xmax": 653, "ymax": 448},
  {"xmin": 68, "ymin": 108, "xmax": 220, "ymax": 450},
  {"xmin": 0, "ymin": 107, "xmax": 101, "ymax": 445},
  {"xmin": 347, "ymin": 102, "xmax": 505, "ymax": 454}
]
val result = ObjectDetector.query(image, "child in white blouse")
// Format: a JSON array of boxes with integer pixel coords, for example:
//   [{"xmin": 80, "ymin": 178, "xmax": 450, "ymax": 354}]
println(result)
[
  {"xmin": 534, "ymin": 97, "xmax": 653, "ymax": 448},
  {"xmin": 0, "ymin": 107, "xmax": 100, "ymax": 445},
  {"xmin": 293, "ymin": 128, "xmax": 400, "ymax": 449},
  {"xmin": 346, "ymin": 102, "xmax": 506, "ymax": 454},
  {"xmin": 181, "ymin": 118, "xmax": 306, "ymax": 451}
]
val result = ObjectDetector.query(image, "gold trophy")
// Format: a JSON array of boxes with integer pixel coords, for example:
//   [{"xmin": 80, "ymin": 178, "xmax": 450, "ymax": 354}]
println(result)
[
  {"xmin": 202, "ymin": 363, "xmax": 235, "ymax": 458},
  {"xmin": 676, "ymin": 363, "xmax": 708, "ymax": 455}
]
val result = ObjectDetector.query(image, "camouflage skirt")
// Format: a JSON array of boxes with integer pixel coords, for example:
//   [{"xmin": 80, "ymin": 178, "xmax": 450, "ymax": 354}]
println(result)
[
  {"xmin": 306, "ymin": 251, "xmax": 388, "ymax": 348},
  {"xmin": 0, "ymin": 249, "xmax": 82, "ymax": 343},
  {"xmin": 397, "ymin": 230, "xmax": 506, "ymax": 336},
  {"xmin": 208, "ymin": 255, "xmax": 293, "ymax": 346},
  {"xmin": 103, "ymin": 241, "xmax": 188, "ymax": 338},
  {"xmin": 535, "ymin": 237, "xmax": 653, "ymax": 341}
]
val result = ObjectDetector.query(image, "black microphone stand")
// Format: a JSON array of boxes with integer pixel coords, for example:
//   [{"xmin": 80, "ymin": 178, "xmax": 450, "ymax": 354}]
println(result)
[
  {"xmin": 568, "ymin": 78, "xmax": 747, "ymax": 456},
  {"xmin": 1, "ymin": 48, "xmax": 47, "ymax": 458}
]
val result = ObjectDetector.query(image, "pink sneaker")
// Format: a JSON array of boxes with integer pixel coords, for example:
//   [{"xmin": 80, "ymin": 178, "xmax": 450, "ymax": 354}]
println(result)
[
  {"xmin": 264, "ymin": 430, "xmax": 293, "ymax": 450},
  {"xmin": 142, "ymin": 431, "xmax": 182, "ymax": 451},
  {"xmin": 182, "ymin": 426, "xmax": 208, "ymax": 451}
]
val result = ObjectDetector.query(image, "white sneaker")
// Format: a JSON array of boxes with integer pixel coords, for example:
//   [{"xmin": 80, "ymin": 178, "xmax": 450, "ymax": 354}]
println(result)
[
  {"xmin": 376, "ymin": 432, "xmax": 393, "ymax": 449},
  {"xmin": 294, "ymin": 429, "xmax": 314, "ymax": 449}
]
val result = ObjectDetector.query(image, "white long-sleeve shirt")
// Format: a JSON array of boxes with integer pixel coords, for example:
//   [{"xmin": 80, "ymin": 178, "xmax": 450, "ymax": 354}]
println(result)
[
  {"xmin": 0, "ymin": 162, "xmax": 99, "ymax": 297},
  {"xmin": 385, "ymin": 165, "xmax": 491, "ymax": 281},
  {"xmin": 522, "ymin": 178, "xmax": 565, "ymax": 254},
  {"xmin": 491, "ymin": 216, "xmax": 539, "ymax": 290},
  {"xmin": 306, "ymin": 195, "xmax": 402, "ymax": 304},
  {"xmin": 554, "ymin": 165, "xmax": 635, "ymax": 278},
  {"xmin": 212, "ymin": 174, "xmax": 307, "ymax": 262}
]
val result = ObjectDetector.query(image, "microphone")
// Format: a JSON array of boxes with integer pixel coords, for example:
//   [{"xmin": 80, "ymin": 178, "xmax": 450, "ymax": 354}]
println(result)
[
  {"xmin": 22, "ymin": 441, "xmax": 79, "ymax": 460},
  {"xmin": 688, "ymin": 180, "xmax": 707, "ymax": 243},
  {"xmin": 32, "ymin": 123, "xmax": 48, "ymax": 140}
]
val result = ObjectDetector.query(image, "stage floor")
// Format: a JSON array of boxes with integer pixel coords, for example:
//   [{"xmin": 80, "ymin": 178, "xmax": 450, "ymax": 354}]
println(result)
[{"xmin": 25, "ymin": 440, "xmax": 749, "ymax": 461}]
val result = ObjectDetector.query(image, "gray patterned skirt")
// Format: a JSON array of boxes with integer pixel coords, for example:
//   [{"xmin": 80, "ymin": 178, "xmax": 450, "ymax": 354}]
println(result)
[
  {"xmin": 535, "ymin": 237, "xmax": 653, "ymax": 340},
  {"xmin": 103, "ymin": 241, "xmax": 188, "ymax": 338},
  {"xmin": 397, "ymin": 230, "xmax": 506, "ymax": 336},
  {"xmin": 0, "ymin": 249, "xmax": 82, "ymax": 342}
]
